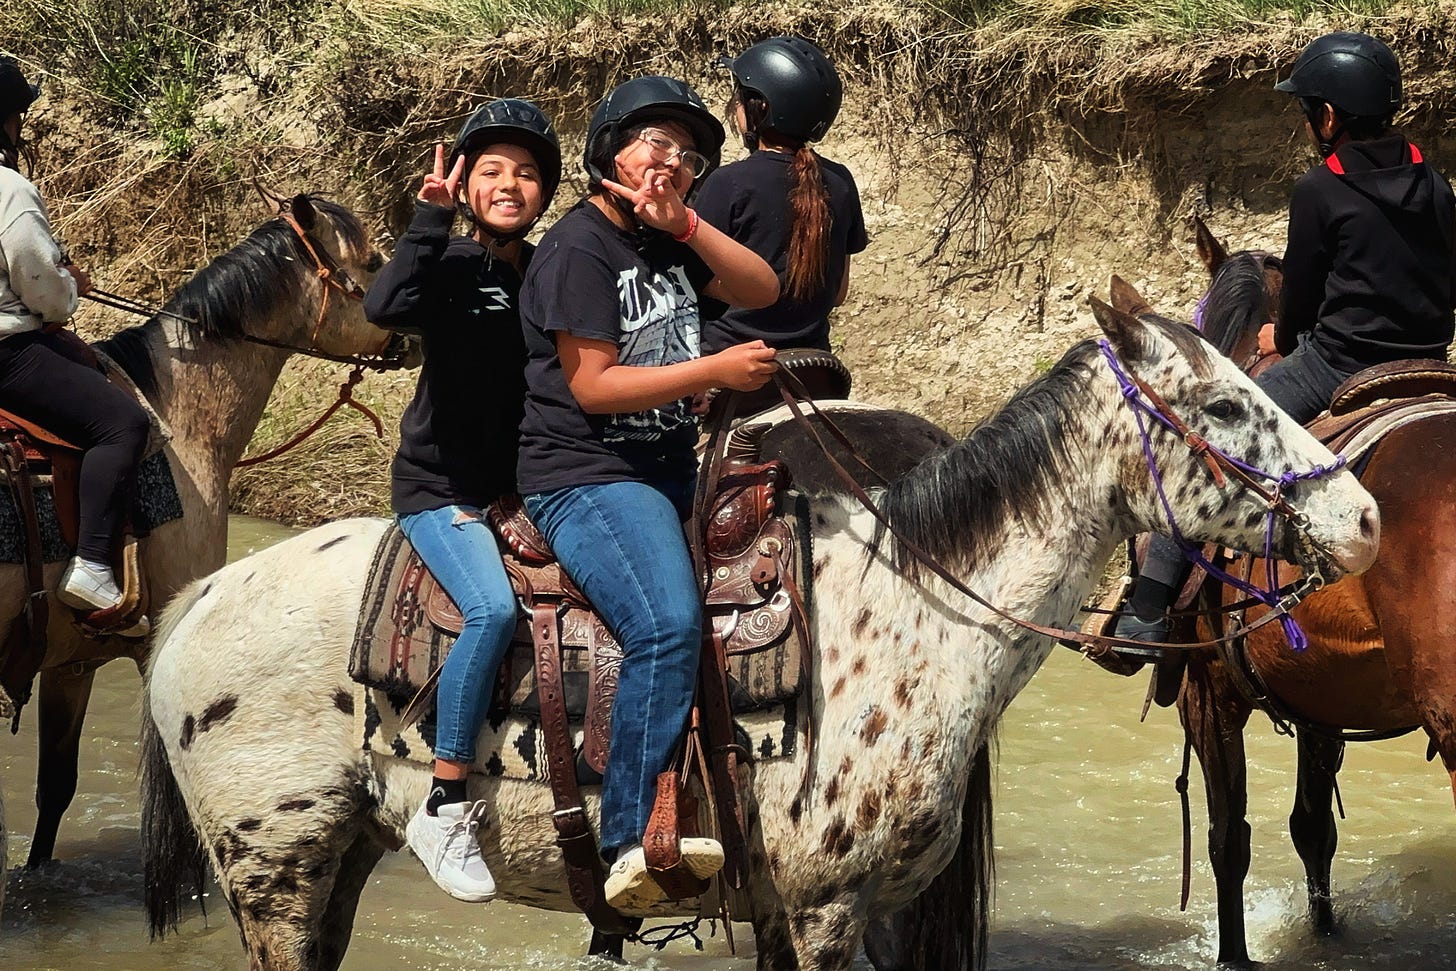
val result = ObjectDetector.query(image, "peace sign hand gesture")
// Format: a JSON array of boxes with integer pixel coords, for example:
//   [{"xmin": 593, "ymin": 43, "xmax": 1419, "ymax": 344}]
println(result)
[
  {"xmin": 601, "ymin": 167, "xmax": 692, "ymax": 237},
  {"xmin": 418, "ymin": 143, "xmax": 465, "ymax": 209}
]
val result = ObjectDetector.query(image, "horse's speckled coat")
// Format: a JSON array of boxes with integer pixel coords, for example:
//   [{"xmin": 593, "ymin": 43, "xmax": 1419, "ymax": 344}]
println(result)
[{"xmin": 143, "ymin": 309, "xmax": 1377, "ymax": 971}]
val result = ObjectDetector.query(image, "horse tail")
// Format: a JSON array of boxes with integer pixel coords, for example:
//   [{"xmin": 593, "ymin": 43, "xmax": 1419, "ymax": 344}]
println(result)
[
  {"xmin": 911, "ymin": 736, "xmax": 996, "ymax": 971},
  {"xmin": 141, "ymin": 580, "xmax": 211, "ymax": 939}
]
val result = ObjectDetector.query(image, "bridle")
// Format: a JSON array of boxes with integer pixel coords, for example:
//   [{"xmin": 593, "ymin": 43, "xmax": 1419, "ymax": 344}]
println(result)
[
  {"xmin": 769, "ymin": 339, "xmax": 1345, "ymax": 657},
  {"xmin": 1098, "ymin": 340, "xmax": 1344, "ymax": 652},
  {"xmin": 240, "ymin": 204, "xmax": 409, "ymax": 372}
]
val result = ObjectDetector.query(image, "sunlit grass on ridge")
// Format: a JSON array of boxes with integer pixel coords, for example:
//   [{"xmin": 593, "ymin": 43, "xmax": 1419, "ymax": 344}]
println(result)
[{"xmin": 339, "ymin": 0, "xmax": 1409, "ymax": 44}]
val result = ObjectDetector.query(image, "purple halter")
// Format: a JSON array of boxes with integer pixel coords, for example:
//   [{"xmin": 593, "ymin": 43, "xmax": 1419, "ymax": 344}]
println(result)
[{"xmin": 1099, "ymin": 340, "xmax": 1346, "ymax": 651}]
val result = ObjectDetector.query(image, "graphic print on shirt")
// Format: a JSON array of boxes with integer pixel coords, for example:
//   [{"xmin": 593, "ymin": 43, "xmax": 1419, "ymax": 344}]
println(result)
[{"xmin": 608, "ymin": 262, "xmax": 700, "ymax": 444}]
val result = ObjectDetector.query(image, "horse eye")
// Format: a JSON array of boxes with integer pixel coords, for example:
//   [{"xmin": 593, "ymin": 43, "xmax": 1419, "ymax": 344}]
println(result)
[
  {"xmin": 1205, "ymin": 398, "xmax": 1242, "ymax": 422},
  {"xmin": 364, "ymin": 252, "xmax": 384, "ymax": 273}
]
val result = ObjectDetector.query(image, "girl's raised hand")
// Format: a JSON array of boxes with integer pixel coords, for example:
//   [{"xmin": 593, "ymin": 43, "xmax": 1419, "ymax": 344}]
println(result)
[
  {"xmin": 601, "ymin": 167, "xmax": 692, "ymax": 237},
  {"xmin": 418, "ymin": 143, "xmax": 465, "ymax": 209}
]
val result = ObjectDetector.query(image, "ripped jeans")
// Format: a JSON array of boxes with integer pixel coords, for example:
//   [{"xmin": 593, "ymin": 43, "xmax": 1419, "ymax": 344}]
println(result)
[{"xmin": 397, "ymin": 504, "xmax": 518, "ymax": 764}]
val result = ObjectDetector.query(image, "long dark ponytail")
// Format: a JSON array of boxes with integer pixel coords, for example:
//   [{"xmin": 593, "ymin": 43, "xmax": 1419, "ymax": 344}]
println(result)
[{"xmin": 735, "ymin": 88, "xmax": 832, "ymax": 303}]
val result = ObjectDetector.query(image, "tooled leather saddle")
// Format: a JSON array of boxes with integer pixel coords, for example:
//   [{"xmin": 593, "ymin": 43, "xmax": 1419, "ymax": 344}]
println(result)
[{"xmin": 349, "ymin": 456, "xmax": 810, "ymax": 930}]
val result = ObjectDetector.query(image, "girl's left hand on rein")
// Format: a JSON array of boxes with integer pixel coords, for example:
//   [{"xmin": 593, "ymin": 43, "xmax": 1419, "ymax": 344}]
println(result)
[{"xmin": 601, "ymin": 167, "xmax": 692, "ymax": 237}]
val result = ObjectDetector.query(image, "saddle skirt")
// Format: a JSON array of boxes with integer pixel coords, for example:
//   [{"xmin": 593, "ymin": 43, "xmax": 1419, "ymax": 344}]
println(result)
[{"xmin": 349, "ymin": 463, "xmax": 811, "ymax": 780}]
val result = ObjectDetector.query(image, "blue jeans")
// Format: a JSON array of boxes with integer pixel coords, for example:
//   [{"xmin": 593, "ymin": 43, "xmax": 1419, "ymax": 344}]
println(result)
[
  {"xmin": 1255, "ymin": 334, "xmax": 1355, "ymax": 425},
  {"xmin": 524, "ymin": 479, "xmax": 700, "ymax": 854},
  {"xmin": 398, "ymin": 505, "xmax": 518, "ymax": 764}
]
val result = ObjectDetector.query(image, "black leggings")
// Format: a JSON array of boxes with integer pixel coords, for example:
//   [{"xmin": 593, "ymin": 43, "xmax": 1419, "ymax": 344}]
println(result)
[{"xmin": 0, "ymin": 331, "xmax": 149, "ymax": 563}]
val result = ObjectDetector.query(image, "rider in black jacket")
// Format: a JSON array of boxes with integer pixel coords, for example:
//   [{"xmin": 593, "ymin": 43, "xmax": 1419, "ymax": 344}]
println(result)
[{"xmin": 1116, "ymin": 32, "xmax": 1456, "ymax": 647}]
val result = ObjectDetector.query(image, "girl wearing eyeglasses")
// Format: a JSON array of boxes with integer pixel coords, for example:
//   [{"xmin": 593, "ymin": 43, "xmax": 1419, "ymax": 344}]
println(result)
[
  {"xmin": 697, "ymin": 36, "xmax": 867, "ymax": 355},
  {"xmin": 516, "ymin": 75, "xmax": 778, "ymax": 911}
]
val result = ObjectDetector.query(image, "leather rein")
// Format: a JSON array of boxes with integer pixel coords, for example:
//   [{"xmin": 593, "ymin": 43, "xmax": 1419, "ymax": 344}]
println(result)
[
  {"xmin": 241, "ymin": 208, "xmax": 408, "ymax": 372},
  {"xmin": 769, "ymin": 347, "xmax": 1336, "ymax": 660}
]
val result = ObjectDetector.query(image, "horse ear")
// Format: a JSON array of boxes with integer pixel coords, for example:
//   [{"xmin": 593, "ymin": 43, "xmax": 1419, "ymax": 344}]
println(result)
[
  {"xmin": 1194, "ymin": 216, "xmax": 1228, "ymax": 276},
  {"xmin": 1109, "ymin": 275, "xmax": 1154, "ymax": 316},
  {"xmin": 1089, "ymin": 295, "xmax": 1152, "ymax": 364},
  {"xmin": 289, "ymin": 194, "xmax": 317, "ymax": 231}
]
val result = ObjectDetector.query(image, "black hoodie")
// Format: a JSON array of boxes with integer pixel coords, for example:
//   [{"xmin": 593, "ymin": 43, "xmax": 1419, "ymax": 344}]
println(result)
[{"xmin": 1278, "ymin": 135, "xmax": 1456, "ymax": 374}]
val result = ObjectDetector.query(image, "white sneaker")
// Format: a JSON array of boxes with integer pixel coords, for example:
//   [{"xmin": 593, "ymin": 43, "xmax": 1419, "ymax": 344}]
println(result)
[
  {"xmin": 57, "ymin": 557, "xmax": 123, "ymax": 612},
  {"xmin": 604, "ymin": 838, "xmax": 725, "ymax": 912},
  {"xmin": 405, "ymin": 799, "xmax": 497, "ymax": 902}
]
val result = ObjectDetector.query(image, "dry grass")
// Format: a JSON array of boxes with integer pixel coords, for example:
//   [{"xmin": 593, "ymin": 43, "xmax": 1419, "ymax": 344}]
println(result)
[{"xmin": 3, "ymin": 0, "xmax": 1451, "ymax": 523}]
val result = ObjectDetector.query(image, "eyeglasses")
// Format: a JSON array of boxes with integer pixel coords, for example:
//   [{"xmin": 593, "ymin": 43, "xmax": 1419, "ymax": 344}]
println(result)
[{"xmin": 634, "ymin": 128, "xmax": 710, "ymax": 179}]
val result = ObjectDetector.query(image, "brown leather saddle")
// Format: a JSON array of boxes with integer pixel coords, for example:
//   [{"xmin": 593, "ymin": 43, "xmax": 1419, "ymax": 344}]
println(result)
[
  {"xmin": 1307, "ymin": 359, "xmax": 1456, "ymax": 450},
  {"xmin": 349, "ymin": 457, "xmax": 809, "ymax": 929}
]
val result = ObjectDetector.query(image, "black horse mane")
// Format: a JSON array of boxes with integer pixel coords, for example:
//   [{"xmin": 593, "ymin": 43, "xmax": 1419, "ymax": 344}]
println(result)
[
  {"xmin": 96, "ymin": 196, "xmax": 366, "ymax": 398},
  {"xmin": 1198, "ymin": 252, "xmax": 1280, "ymax": 359},
  {"xmin": 875, "ymin": 318, "xmax": 1213, "ymax": 574},
  {"xmin": 875, "ymin": 338, "xmax": 1101, "ymax": 573}
]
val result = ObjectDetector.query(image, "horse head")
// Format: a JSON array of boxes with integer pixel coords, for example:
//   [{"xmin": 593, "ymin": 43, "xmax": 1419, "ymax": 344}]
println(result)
[
  {"xmin": 258, "ymin": 193, "xmax": 409, "ymax": 365},
  {"xmin": 1091, "ymin": 296, "xmax": 1378, "ymax": 583},
  {"xmin": 1192, "ymin": 216, "xmax": 1284, "ymax": 377}
]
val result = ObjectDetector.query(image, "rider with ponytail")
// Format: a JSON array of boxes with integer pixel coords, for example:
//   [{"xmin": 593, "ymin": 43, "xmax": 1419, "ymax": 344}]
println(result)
[
  {"xmin": 363, "ymin": 98, "xmax": 562, "ymax": 902},
  {"xmin": 696, "ymin": 36, "xmax": 867, "ymax": 353},
  {"xmin": 0, "ymin": 57, "xmax": 150, "ymax": 630},
  {"xmin": 1116, "ymin": 32, "xmax": 1455, "ymax": 647}
]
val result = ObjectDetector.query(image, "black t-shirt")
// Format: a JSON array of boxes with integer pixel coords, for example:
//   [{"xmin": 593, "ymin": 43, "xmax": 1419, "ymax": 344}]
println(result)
[
  {"xmin": 517, "ymin": 201, "xmax": 714, "ymax": 493},
  {"xmin": 1279, "ymin": 135, "xmax": 1456, "ymax": 373},
  {"xmin": 362, "ymin": 201, "xmax": 530, "ymax": 516},
  {"xmin": 694, "ymin": 150, "xmax": 869, "ymax": 353}
]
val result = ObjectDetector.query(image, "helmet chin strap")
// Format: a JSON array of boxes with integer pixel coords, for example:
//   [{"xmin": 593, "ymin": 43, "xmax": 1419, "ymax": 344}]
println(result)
[{"xmin": 1303, "ymin": 104, "xmax": 1345, "ymax": 159}]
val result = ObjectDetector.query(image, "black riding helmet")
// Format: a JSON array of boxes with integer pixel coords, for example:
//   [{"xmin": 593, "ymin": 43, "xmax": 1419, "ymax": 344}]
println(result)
[
  {"xmin": 449, "ymin": 98, "xmax": 562, "ymax": 240},
  {"xmin": 583, "ymin": 76, "xmax": 724, "ymax": 190},
  {"xmin": 720, "ymin": 36, "xmax": 842, "ymax": 146},
  {"xmin": 0, "ymin": 57, "xmax": 40, "ymax": 118},
  {"xmin": 1274, "ymin": 32, "xmax": 1401, "ymax": 121}
]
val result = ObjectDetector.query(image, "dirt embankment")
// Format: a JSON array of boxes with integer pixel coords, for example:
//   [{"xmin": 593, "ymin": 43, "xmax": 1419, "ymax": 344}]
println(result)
[{"xmin": 11, "ymin": 3, "xmax": 1456, "ymax": 524}]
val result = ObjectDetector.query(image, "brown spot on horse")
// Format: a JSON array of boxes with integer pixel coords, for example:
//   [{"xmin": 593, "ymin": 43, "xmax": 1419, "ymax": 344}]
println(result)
[
  {"xmin": 822, "ymin": 816, "xmax": 855, "ymax": 857},
  {"xmin": 860, "ymin": 706, "xmax": 889, "ymax": 745},
  {"xmin": 852, "ymin": 608, "xmax": 872, "ymax": 637},
  {"xmin": 857, "ymin": 791, "xmax": 882, "ymax": 829}
]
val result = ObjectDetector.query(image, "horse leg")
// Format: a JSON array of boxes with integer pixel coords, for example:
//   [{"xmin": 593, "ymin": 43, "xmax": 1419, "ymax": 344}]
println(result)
[
  {"xmin": 753, "ymin": 907, "xmax": 800, "ymax": 971},
  {"xmin": 785, "ymin": 900, "xmax": 868, "ymax": 971},
  {"xmin": 315, "ymin": 829, "xmax": 386, "ymax": 971},
  {"xmin": 1181, "ymin": 655, "xmax": 1255, "ymax": 967},
  {"xmin": 1289, "ymin": 730, "xmax": 1343, "ymax": 936},
  {"xmin": 210, "ymin": 785, "xmax": 365, "ymax": 971},
  {"xmin": 586, "ymin": 930, "xmax": 626, "ymax": 961},
  {"xmin": 27, "ymin": 665, "xmax": 95, "ymax": 866}
]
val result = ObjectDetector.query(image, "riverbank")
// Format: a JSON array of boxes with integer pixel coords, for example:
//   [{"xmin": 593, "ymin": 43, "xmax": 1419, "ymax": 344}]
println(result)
[{"xmin": 4, "ymin": 0, "xmax": 1453, "ymax": 523}]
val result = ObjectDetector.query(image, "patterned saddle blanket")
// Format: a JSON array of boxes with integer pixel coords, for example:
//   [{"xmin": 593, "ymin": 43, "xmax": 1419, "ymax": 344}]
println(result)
[{"xmin": 350, "ymin": 463, "xmax": 811, "ymax": 781}]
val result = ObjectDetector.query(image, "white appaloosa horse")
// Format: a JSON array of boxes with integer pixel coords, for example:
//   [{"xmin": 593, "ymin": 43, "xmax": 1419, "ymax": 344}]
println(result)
[
  {"xmin": 0, "ymin": 194, "xmax": 400, "ymax": 887},
  {"xmin": 139, "ymin": 300, "xmax": 1378, "ymax": 971}
]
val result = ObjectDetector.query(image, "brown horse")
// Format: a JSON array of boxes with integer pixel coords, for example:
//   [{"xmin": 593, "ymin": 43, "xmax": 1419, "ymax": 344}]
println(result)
[
  {"xmin": 1157, "ymin": 219, "xmax": 1456, "ymax": 967},
  {"xmin": 0, "ymin": 194, "xmax": 400, "ymax": 880}
]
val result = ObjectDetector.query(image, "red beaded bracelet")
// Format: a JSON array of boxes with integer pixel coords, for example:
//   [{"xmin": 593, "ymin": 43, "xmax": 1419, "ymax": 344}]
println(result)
[{"xmin": 672, "ymin": 208, "xmax": 699, "ymax": 244}]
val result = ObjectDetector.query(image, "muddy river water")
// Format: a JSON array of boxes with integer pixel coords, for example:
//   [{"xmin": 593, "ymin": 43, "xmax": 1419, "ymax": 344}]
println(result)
[{"xmin": 1, "ymin": 516, "xmax": 1454, "ymax": 969}]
